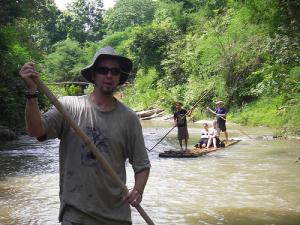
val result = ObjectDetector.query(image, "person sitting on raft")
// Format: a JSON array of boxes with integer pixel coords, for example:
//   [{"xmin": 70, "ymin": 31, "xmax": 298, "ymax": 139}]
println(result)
[
  {"xmin": 196, "ymin": 122, "xmax": 209, "ymax": 148},
  {"xmin": 206, "ymin": 120, "xmax": 221, "ymax": 150}
]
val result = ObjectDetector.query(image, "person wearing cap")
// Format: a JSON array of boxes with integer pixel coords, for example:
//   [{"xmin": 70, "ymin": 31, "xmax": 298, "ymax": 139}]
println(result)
[
  {"xmin": 174, "ymin": 102, "xmax": 192, "ymax": 151},
  {"xmin": 215, "ymin": 100, "xmax": 228, "ymax": 141},
  {"xmin": 19, "ymin": 46, "xmax": 151, "ymax": 225}
]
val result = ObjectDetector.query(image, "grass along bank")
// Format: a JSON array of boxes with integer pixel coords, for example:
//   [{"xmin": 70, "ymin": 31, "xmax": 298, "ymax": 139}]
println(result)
[{"xmin": 229, "ymin": 95, "xmax": 300, "ymax": 136}]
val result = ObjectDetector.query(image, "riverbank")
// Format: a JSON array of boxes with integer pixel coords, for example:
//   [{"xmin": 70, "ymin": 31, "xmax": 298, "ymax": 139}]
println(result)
[
  {"xmin": 0, "ymin": 125, "xmax": 18, "ymax": 142},
  {"xmin": 228, "ymin": 96, "xmax": 300, "ymax": 137}
]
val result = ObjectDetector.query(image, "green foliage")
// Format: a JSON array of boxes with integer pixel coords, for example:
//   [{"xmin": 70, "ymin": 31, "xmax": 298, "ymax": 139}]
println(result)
[
  {"xmin": 65, "ymin": 85, "xmax": 83, "ymax": 96},
  {"xmin": 123, "ymin": 67, "xmax": 160, "ymax": 109},
  {"xmin": 154, "ymin": 0, "xmax": 190, "ymax": 32},
  {"xmin": 1, "ymin": 0, "xmax": 299, "ymax": 136},
  {"xmin": 156, "ymin": 84, "xmax": 187, "ymax": 112},
  {"xmin": 98, "ymin": 31, "xmax": 131, "ymax": 48},
  {"xmin": 104, "ymin": 0, "xmax": 155, "ymax": 33},
  {"xmin": 243, "ymin": 0, "xmax": 286, "ymax": 32},
  {"xmin": 204, "ymin": 0, "xmax": 228, "ymax": 18},
  {"xmin": 230, "ymin": 95, "xmax": 300, "ymax": 135},
  {"xmin": 231, "ymin": 96, "xmax": 284, "ymax": 127},
  {"xmin": 96, "ymin": 28, "xmax": 135, "ymax": 59},
  {"xmin": 0, "ymin": 0, "xmax": 56, "ymax": 24},
  {"xmin": 41, "ymin": 39, "xmax": 87, "ymax": 82},
  {"xmin": 160, "ymin": 39, "xmax": 188, "ymax": 88},
  {"xmin": 158, "ymin": 0, "xmax": 206, "ymax": 14},
  {"xmin": 285, "ymin": 93, "xmax": 300, "ymax": 135},
  {"xmin": 289, "ymin": 66, "xmax": 300, "ymax": 82},
  {"xmin": 0, "ymin": 0, "xmax": 67, "ymax": 50},
  {"xmin": 129, "ymin": 23, "xmax": 178, "ymax": 70},
  {"xmin": 0, "ymin": 25, "xmax": 48, "ymax": 130},
  {"xmin": 62, "ymin": 0, "xmax": 105, "ymax": 43}
]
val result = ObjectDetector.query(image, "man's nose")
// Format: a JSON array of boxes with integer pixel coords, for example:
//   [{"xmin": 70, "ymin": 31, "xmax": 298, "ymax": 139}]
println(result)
[{"xmin": 106, "ymin": 71, "xmax": 114, "ymax": 77}]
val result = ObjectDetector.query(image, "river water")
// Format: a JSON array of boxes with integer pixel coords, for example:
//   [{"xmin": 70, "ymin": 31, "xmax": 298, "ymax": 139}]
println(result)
[{"xmin": 0, "ymin": 120, "xmax": 299, "ymax": 225}]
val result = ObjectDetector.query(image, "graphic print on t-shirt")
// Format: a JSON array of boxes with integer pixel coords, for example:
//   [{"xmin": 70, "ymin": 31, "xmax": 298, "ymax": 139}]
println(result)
[{"xmin": 81, "ymin": 126, "xmax": 110, "ymax": 166}]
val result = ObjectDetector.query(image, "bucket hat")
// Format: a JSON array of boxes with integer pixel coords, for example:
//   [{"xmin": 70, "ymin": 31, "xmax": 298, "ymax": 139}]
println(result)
[
  {"xmin": 215, "ymin": 100, "xmax": 224, "ymax": 105},
  {"xmin": 81, "ymin": 46, "xmax": 132, "ymax": 85}
]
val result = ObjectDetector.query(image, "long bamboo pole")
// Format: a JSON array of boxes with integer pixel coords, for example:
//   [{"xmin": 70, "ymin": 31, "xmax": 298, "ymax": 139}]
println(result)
[{"xmin": 35, "ymin": 78, "xmax": 155, "ymax": 225}]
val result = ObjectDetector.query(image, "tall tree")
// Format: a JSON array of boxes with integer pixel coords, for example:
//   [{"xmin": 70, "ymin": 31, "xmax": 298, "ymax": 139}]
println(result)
[
  {"xmin": 0, "ymin": 0, "xmax": 57, "ymax": 130},
  {"xmin": 61, "ymin": 0, "xmax": 105, "ymax": 43},
  {"xmin": 104, "ymin": 0, "xmax": 155, "ymax": 33}
]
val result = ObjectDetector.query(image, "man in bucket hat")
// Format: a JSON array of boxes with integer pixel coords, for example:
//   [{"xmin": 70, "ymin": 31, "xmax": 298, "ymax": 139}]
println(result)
[{"xmin": 19, "ymin": 46, "xmax": 151, "ymax": 225}]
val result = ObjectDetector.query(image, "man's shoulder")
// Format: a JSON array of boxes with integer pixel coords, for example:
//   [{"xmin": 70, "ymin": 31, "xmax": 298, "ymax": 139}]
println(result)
[
  {"xmin": 175, "ymin": 109, "xmax": 186, "ymax": 113},
  {"xmin": 59, "ymin": 95, "xmax": 88, "ymax": 103},
  {"xmin": 58, "ymin": 95, "xmax": 89, "ymax": 110},
  {"xmin": 220, "ymin": 107, "xmax": 227, "ymax": 112},
  {"xmin": 116, "ymin": 100, "xmax": 138, "ymax": 117},
  {"xmin": 216, "ymin": 107, "xmax": 226, "ymax": 112}
]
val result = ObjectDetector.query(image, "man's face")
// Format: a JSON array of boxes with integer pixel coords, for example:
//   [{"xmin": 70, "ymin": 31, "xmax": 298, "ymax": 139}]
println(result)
[
  {"xmin": 94, "ymin": 58, "xmax": 121, "ymax": 95},
  {"xmin": 175, "ymin": 103, "xmax": 182, "ymax": 110}
]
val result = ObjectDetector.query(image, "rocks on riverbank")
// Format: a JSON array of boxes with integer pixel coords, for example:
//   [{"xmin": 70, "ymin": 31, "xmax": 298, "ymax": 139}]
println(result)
[{"xmin": 0, "ymin": 125, "xmax": 18, "ymax": 141}]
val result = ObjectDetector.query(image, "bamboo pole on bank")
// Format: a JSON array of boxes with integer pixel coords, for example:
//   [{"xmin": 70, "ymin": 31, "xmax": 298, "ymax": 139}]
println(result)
[{"xmin": 35, "ymin": 79, "xmax": 155, "ymax": 225}]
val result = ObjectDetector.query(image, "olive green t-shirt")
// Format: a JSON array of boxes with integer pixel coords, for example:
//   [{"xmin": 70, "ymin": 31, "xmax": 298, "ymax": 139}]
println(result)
[{"xmin": 41, "ymin": 95, "xmax": 151, "ymax": 225}]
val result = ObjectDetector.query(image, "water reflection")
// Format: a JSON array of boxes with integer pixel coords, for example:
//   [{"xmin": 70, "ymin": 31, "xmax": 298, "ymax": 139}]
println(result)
[
  {"xmin": 0, "ymin": 121, "xmax": 300, "ymax": 225},
  {"xmin": 0, "ymin": 136, "xmax": 59, "ymax": 177}
]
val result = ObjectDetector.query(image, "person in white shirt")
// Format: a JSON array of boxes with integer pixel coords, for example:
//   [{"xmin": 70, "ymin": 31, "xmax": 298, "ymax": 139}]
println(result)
[
  {"xmin": 206, "ymin": 120, "xmax": 220, "ymax": 150},
  {"xmin": 196, "ymin": 122, "xmax": 209, "ymax": 148}
]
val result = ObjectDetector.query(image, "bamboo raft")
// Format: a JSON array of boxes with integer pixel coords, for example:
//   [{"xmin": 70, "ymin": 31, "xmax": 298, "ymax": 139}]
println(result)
[{"xmin": 159, "ymin": 139, "xmax": 240, "ymax": 158}]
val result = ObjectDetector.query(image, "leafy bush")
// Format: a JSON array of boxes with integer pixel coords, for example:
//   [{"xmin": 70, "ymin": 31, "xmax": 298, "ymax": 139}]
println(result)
[
  {"xmin": 65, "ymin": 84, "xmax": 83, "ymax": 96},
  {"xmin": 123, "ymin": 67, "xmax": 160, "ymax": 109},
  {"xmin": 104, "ymin": 0, "xmax": 155, "ymax": 33},
  {"xmin": 41, "ymin": 39, "xmax": 86, "ymax": 82}
]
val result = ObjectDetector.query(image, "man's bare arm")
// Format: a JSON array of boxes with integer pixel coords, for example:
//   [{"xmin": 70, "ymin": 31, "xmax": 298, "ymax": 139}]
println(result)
[{"xmin": 20, "ymin": 62, "xmax": 45, "ymax": 137}]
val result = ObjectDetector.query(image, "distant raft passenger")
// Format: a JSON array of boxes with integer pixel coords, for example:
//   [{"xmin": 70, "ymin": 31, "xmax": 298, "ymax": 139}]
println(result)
[{"xmin": 196, "ymin": 122, "xmax": 209, "ymax": 148}]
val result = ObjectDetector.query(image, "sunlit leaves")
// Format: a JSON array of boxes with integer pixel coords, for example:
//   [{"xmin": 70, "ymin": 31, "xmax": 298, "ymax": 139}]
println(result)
[
  {"xmin": 41, "ymin": 39, "xmax": 86, "ymax": 82},
  {"xmin": 104, "ymin": 0, "xmax": 155, "ymax": 33},
  {"xmin": 63, "ymin": 0, "xmax": 105, "ymax": 43}
]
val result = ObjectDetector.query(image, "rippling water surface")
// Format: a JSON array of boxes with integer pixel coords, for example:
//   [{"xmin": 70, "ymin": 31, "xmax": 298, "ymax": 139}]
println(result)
[{"xmin": 1, "ymin": 121, "xmax": 299, "ymax": 225}]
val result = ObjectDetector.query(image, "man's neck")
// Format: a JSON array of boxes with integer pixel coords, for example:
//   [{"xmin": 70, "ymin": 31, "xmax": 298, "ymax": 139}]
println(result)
[{"xmin": 91, "ymin": 90, "xmax": 116, "ymax": 111}]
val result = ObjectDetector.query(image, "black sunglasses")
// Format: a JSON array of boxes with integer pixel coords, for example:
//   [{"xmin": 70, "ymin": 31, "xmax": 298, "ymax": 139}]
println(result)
[{"xmin": 94, "ymin": 67, "xmax": 121, "ymax": 76}]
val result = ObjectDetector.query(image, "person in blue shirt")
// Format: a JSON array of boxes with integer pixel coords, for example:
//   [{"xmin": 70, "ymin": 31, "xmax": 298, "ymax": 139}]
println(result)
[{"xmin": 215, "ymin": 100, "xmax": 229, "ymax": 141}]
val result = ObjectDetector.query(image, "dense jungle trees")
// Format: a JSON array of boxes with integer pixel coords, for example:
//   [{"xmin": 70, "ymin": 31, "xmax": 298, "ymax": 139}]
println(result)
[{"xmin": 0, "ymin": 0, "xmax": 299, "ymax": 134}]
